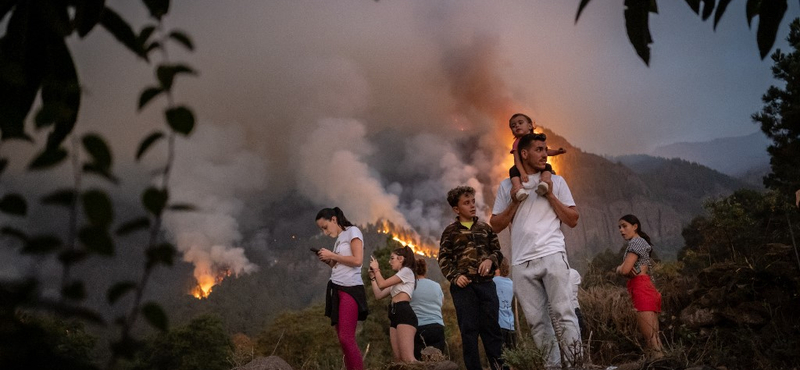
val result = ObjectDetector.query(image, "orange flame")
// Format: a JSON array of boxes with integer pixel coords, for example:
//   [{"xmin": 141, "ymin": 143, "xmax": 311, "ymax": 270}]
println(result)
[
  {"xmin": 190, "ymin": 268, "xmax": 232, "ymax": 299},
  {"xmin": 374, "ymin": 219, "xmax": 438, "ymax": 257}
]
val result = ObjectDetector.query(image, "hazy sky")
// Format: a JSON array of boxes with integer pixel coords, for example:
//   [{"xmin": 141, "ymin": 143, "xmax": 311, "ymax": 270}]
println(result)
[
  {"xmin": 3, "ymin": 1, "xmax": 799, "ymax": 285},
  {"xmin": 64, "ymin": 0, "xmax": 798, "ymax": 155}
]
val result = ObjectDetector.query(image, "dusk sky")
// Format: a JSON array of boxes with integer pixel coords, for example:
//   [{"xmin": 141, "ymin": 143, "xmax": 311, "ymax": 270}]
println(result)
[
  {"xmin": 4, "ymin": 1, "xmax": 800, "ymax": 282},
  {"xmin": 3, "ymin": 0, "xmax": 800, "ymax": 298},
  {"xmin": 63, "ymin": 0, "xmax": 798, "ymax": 153}
]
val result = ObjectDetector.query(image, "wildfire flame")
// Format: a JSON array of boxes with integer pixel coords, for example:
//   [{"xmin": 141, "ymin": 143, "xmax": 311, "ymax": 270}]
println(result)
[
  {"xmin": 190, "ymin": 268, "xmax": 232, "ymax": 299},
  {"xmin": 374, "ymin": 219, "xmax": 438, "ymax": 257}
]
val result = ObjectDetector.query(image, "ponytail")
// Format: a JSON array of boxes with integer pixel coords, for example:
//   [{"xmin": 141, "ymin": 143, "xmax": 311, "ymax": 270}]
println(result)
[
  {"xmin": 393, "ymin": 246, "xmax": 417, "ymax": 271},
  {"xmin": 315, "ymin": 207, "xmax": 355, "ymax": 230},
  {"xmin": 332, "ymin": 207, "xmax": 354, "ymax": 229}
]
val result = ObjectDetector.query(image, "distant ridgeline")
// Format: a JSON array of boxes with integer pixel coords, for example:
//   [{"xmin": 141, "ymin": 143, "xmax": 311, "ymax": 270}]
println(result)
[{"xmin": 537, "ymin": 128, "xmax": 756, "ymax": 265}]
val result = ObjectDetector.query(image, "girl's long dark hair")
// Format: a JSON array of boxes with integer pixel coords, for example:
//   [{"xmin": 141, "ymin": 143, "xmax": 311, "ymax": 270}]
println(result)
[
  {"xmin": 393, "ymin": 246, "xmax": 417, "ymax": 271},
  {"xmin": 619, "ymin": 214, "xmax": 652, "ymax": 246},
  {"xmin": 315, "ymin": 207, "xmax": 355, "ymax": 230}
]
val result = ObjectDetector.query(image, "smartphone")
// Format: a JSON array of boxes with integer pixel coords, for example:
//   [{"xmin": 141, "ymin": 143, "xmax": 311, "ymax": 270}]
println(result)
[{"xmin": 310, "ymin": 247, "xmax": 320, "ymax": 253}]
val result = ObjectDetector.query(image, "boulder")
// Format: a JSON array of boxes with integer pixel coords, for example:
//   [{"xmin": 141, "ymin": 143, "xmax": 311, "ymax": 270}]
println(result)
[
  {"xmin": 240, "ymin": 356, "xmax": 293, "ymax": 370},
  {"xmin": 720, "ymin": 302, "xmax": 768, "ymax": 326},
  {"xmin": 680, "ymin": 304, "xmax": 720, "ymax": 328}
]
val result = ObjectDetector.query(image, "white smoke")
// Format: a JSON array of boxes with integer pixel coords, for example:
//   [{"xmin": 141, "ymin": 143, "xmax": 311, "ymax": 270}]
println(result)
[
  {"xmin": 163, "ymin": 122, "xmax": 263, "ymax": 286},
  {"xmin": 297, "ymin": 118, "xmax": 410, "ymax": 229}
]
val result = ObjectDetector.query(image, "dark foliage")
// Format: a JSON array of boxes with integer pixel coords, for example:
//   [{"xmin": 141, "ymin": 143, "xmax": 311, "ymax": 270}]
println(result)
[
  {"xmin": 576, "ymin": 0, "xmax": 792, "ymax": 65},
  {"xmin": 753, "ymin": 18, "xmax": 800, "ymax": 198}
]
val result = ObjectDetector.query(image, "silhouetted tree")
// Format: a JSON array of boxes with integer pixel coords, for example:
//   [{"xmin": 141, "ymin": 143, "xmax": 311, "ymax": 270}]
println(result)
[{"xmin": 753, "ymin": 18, "xmax": 800, "ymax": 197}]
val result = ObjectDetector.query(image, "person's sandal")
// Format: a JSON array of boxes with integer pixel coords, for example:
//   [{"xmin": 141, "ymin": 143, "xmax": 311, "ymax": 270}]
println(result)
[{"xmin": 515, "ymin": 188, "xmax": 530, "ymax": 201}]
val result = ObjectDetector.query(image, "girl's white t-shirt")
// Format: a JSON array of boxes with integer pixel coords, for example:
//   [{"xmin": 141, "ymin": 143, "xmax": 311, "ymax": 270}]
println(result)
[
  {"xmin": 330, "ymin": 226, "xmax": 364, "ymax": 287},
  {"xmin": 390, "ymin": 267, "xmax": 416, "ymax": 298}
]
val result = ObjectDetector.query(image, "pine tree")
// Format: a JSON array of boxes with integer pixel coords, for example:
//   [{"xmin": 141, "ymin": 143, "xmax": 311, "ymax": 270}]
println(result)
[{"xmin": 753, "ymin": 18, "xmax": 800, "ymax": 198}]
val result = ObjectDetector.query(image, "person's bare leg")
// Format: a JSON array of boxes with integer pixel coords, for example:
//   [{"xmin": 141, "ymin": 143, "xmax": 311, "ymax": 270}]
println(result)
[
  {"xmin": 397, "ymin": 324, "xmax": 419, "ymax": 362},
  {"xmin": 636, "ymin": 311, "xmax": 663, "ymax": 359},
  {"xmin": 389, "ymin": 327, "xmax": 402, "ymax": 362}
]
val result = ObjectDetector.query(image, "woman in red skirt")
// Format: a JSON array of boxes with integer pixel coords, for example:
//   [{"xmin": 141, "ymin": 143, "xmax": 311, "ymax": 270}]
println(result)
[{"xmin": 615, "ymin": 214, "xmax": 664, "ymax": 359}]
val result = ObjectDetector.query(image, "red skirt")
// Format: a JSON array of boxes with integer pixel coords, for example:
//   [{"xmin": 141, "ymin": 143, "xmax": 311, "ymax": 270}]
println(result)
[{"xmin": 626, "ymin": 275, "xmax": 661, "ymax": 312}]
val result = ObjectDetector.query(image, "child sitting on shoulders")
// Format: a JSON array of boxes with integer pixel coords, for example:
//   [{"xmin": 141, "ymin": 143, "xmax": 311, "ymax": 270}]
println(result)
[{"xmin": 508, "ymin": 113, "xmax": 566, "ymax": 201}]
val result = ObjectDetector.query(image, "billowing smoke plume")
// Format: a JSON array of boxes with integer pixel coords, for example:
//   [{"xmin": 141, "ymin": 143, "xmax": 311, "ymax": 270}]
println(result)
[
  {"xmin": 298, "ymin": 118, "xmax": 410, "ymax": 229},
  {"xmin": 163, "ymin": 123, "xmax": 263, "ymax": 293}
]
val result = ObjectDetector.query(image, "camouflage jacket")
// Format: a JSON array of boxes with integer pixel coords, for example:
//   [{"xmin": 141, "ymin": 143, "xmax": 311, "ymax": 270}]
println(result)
[{"xmin": 438, "ymin": 217, "xmax": 503, "ymax": 285}]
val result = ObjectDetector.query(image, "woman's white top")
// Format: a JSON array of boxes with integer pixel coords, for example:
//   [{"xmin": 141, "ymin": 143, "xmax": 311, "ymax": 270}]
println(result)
[
  {"xmin": 390, "ymin": 267, "xmax": 416, "ymax": 298},
  {"xmin": 329, "ymin": 226, "xmax": 364, "ymax": 287}
]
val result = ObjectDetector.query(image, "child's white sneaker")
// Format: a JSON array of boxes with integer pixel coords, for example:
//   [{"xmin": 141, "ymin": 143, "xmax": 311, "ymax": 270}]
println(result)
[
  {"xmin": 515, "ymin": 188, "xmax": 530, "ymax": 202},
  {"xmin": 535, "ymin": 181, "xmax": 549, "ymax": 196}
]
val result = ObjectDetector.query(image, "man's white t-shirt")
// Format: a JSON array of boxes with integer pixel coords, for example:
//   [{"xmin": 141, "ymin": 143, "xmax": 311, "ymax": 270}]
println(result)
[
  {"xmin": 330, "ymin": 226, "xmax": 364, "ymax": 287},
  {"xmin": 492, "ymin": 172, "xmax": 576, "ymax": 266}
]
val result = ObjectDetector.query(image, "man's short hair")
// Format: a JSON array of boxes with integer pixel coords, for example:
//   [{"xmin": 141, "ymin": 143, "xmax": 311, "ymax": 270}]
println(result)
[
  {"xmin": 447, "ymin": 186, "xmax": 475, "ymax": 207},
  {"xmin": 517, "ymin": 133, "xmax": 547, "ymax": 152},
  {"xmin": 509, "ymin": 113, "xmax": 533, "ymax": 126}
]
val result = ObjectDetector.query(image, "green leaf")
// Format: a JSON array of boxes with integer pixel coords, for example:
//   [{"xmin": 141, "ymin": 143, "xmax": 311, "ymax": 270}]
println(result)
[
  {"xmin": 713, "ymin": 0, "xmax": 733, "ymax": 29},
  {"xmin": 0, "ymin": 2, "xmax": 41, "ymax": 143},
  {"xmin": 40, "ymin": 36, "xmax": 81, "ymax": 151},
  {"xmin": 141, "ymin": 302, "xmax": 169, "ymax": 331},
  {"xmin": 74, "ymin": 0, "xmax": 106, "ymax": 37},
  {"xmin": 100, "ymin": 6, "xmax": 147, "ymax": 60},
  {"xmin": 22, "ymin": 235, "xmax": 62, "ymax": 254},
  {"xmin": 138, "ymin": 25, "xmax": 156, "ymax": 46},
  {"xmin": 138, "ymin": 86, "xmax": 164, "ymax": 111},
  {"xmin": 62, "ymin": 281, "xmax": 87, "ymax": 301},
  {"xmin": 156, "ymin": 64, "xmax": 196, "ymax": 91},
  {"xmin": 116, "ymin": 216, "xmax": 151, "ymax": 236},
  {"xmin": 143, "ymin": 0, "xmax": 170, "ymax": 20},
  {"xmin": 136, "ymin": 131, "xmax": 165, "ymax": 160},
  {"xmin": 169, "ymin": 30, "xmax": 194, "ymax": 51},
  {"xmin": 107, "ymin": 281, "xmax": 137, "ymax": 304},
  {"xmin": 685, "ymin": 0, "xmax": 700, "ymax": 14},
  {"xmin": 746, "ymin": 0, "xmax": 759, "ymax": 28},
  {"xmin": 575, "ymin": 0, "xmax": 592, "ymax": 22},
  {"xmin": 0, "ymin": 194, "xmax": 27, "ymax": 216},
  {"xmin": 165, "ymin": 106, "xmax": 195, "ymax": 135},
  {"xmin": 82, "ymin": 133, "xmax": 112, "ymax": 169},
  {"xmin": 28, "ymin": 147, "xmax": 68, "ymax": 170},
  {"xmin": 756, "ymin": 0, "xmax": 787, "ymax": 59},
  {"xmin": 700, "ymin": 0, "xmax": 714, "ymax": 20},
  {"xmin": 83, "ymin": 189, "xmax": 114, "ymax": 227},
  {"xmin": 168, "ymin": 203, "xmax": 197, "ymax": 212},
  {"xmin": 1, "ymin": 227, "xmax": 28, "ymax": 242},
  {"xmin": 58, "ymin": 249, "xmax": 89, "ymax": 265},
  {"xmin": 41, "ymin": 188, "xmax": 76, "ymax": 207},
  {"xmin": 78, "ymin": 225, "xmax": 114, "ymax": 255},
  {"xmin": 145, "ymin": 40, "xmax": 161, "ymax": 55},
  {"xmin": 147, "ymin": 242, "xmax": 176, "ymax": 268},
  {"xmin": 142, "ymin": 187, "xmax": 168, "ymax": 215},
  {"xmin": 82, "ymin": 163, "xmax": 120, "ymax": 184},
  {"xmin": 625, "ymin": 0, "xmax": 653, "ymax": 66}
]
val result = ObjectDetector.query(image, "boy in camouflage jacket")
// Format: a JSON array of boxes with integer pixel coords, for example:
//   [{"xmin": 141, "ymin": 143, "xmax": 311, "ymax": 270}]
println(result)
[{"xmin": 438, "ymin": 186, "xmax": 504, "ymax": 370}]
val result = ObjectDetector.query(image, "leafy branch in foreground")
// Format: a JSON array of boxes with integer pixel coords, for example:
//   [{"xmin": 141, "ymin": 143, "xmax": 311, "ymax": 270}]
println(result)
[{"xmin": 576, "ymin": 0, "xmax": 792, "ymax": 65}]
